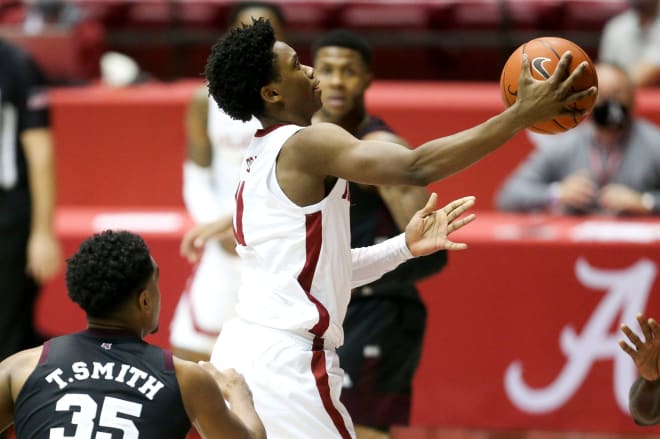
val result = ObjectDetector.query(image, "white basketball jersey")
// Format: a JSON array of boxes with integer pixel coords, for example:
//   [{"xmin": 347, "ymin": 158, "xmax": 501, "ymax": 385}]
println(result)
[
  {"xmin": 233, "ymin": 124, "xmax": 352, "ymax": 348},
  {"xmin": 207, "ymin": 98, "xmax": 261, "ymax": 217}
]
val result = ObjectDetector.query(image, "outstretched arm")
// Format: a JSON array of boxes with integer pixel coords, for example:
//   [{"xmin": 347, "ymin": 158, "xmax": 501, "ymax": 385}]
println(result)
[
  {"xmin": 620, "ymin": 313, "xmax": 660, "ymax": 425},
  {"xmin": 284, "ymin": 53, "xmax": 596, "ymax": 190},
  {"xmin": 351, "ymin": 193, "xmax": 474, "ymax": 288}
]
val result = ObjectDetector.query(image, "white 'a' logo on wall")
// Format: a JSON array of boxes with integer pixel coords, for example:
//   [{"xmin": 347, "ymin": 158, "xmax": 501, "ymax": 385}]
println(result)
[{"xmin": 504, "ymin": 258, "xmax": 656, "ymax": 414}]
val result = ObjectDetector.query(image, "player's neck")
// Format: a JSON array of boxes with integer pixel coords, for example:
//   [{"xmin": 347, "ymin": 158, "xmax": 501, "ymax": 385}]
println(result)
[
  {"xmin": 259, "ymin": 110, "xmax": 312, "ymax": 130},
  {"xmin": 87, "ymin": 318, "xmax": 141, "ymax": 337}
]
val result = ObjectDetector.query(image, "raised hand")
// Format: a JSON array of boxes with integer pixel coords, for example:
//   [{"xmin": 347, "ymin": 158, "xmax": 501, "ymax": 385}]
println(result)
[
  {"xmin": 404, "ymin": 193, "xmax": 476, "ymax": 257},
  {"xmin": 620, "ymin": 313, "xmax": 660, "ymax": 381},
  {"xmin": 515, "ymin": 52, "xmax": 597, "ymax": 127}
]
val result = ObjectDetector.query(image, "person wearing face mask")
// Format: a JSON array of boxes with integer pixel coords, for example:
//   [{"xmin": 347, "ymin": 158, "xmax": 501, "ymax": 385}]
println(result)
[
  {"xmin": 599, "ymin": 0, "xmax": 660, "ymax": 86},
  {"xmin": 496, "ymin": 62, "xmax": 660, "ymax": 216}
]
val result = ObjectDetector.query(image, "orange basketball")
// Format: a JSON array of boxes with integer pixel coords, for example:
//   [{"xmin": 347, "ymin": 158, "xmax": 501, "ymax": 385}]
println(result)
[{"xmin": 500, "ymin": 36, "xmax": 598, "ymax": 134}]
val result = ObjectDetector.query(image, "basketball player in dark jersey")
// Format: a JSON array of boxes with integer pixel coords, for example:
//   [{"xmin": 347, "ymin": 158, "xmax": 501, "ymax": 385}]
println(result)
[
  {"xmin": 311, "ymin": 30, "xmax": 447, "ymax": 439},
  {"xmin": 0, "ymin": 230, "xmax": 265, "ymax": 439}
]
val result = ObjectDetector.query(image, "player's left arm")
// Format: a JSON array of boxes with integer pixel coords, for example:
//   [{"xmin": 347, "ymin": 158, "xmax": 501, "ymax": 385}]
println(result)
[
  {"xmin": 362, "ymin": 130, "xmax": 448, "ymax": 280},
  {"xmin": 351, "ymin": 194, "xmax": 475, "ymax": 288}
]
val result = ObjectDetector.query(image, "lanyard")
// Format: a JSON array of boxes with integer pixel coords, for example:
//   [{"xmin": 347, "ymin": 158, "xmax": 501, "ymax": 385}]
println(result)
[{"xmin": 589, "ymin": 143, "xmax": 622, "ymax": 187}]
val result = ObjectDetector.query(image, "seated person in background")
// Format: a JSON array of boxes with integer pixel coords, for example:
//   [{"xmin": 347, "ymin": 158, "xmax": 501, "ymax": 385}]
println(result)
[
  {"xmin": 599, "ymin": 0, "xmax": 660, "ymax": 86},
  {"xmin": 22, "ymin": 0, "xmax": 83, "ymax": 34},
  {"xmin": 496, "ymin": 62, "xmax": 660, "ymax": 216}
]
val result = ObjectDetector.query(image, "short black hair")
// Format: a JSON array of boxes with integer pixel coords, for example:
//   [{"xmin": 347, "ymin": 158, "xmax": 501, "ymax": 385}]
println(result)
[
  {"xmin": 227, "ymin": 1, "xmax": 286, "ymax": 28},
  {"xmin": 66, "ymin": 230, "xmax": 154, "ymax": 319},
  {"xmin": 206, "ymin": 18, "xmax": 278, "ymax": 122},
  {"xmin": 311, "ymin": 29, "xmax": 372, "ymax": 67}
]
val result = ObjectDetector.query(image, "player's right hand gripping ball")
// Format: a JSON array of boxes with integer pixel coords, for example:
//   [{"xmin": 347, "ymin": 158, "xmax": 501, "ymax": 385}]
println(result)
[{"xmin": 500, "ymin": 36, "xmax": 598, "ymax": 134}]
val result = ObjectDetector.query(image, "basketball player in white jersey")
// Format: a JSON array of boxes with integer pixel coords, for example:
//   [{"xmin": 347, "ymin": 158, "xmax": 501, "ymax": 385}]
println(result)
[
  {"xmin": 170, "ymin": 2, "xmax": 286, "ymax": 362},
  {"xmin": 202, "ymin": 19, "xmax": 596, "ymax": 439}
]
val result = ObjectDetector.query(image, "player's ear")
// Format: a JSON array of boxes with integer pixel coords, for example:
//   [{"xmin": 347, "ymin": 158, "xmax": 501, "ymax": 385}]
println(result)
[
  {"xmin": 137, "ymin": 288, "xmax": 151, "ymax": 313},
  {"xmin": 261, "ymin": 85, "xmax": 281, "ymax": 104}
]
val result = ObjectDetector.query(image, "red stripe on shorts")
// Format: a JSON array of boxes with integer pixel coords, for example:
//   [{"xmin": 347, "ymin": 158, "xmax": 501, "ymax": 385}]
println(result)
[
  {"xmin": 298, "ymin": 212, "xmax": 351, "ymax": 437},
  {"xmin": 312, "ymin": 347, "xmax": 352, "ymax": 439}
]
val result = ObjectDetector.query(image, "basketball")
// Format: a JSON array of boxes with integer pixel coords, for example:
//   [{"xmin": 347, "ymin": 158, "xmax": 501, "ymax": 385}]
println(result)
[{"xmin": 500, "ymin": 36, "xmax": 598, "ymax": 134}]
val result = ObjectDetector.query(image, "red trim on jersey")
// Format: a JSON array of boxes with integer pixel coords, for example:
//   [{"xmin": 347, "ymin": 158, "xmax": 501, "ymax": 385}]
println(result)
[
  {"xmin": 255, "ymin": 123, "xmax": 290, "ymax": 137},
  {"xmin": 162, "ymin": 349, "xmax": 175, "ymax": 371},
  {"xmin": 234, "ymin": 181, "xmax": 246, "ymax": 246},
  {"xmin": 298, "ymin": 211, "xmax": 329, "ymax": 338},
  {"xmin": 297, "ymin": 213, "xmax": 351, "ymax": 437},
  {"xmin": 38, "ymin": 340, "xmax": 51, "ymax": 365},
  {"xmin": 312, "ymin": 346, "xmax": 353, "ymax": 439}
]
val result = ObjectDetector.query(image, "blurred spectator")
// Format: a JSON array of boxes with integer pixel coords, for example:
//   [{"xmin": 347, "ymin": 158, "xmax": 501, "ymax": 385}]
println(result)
[
  {"xmin": 99, "ymin": 51, "xmax": 151, "ymax": 87},
  {"xmin": 496, "ymin": 62, "xmax": 660, "ymax": 216},
  {"xmin": 170, "ymin": 1, "xmax": 286, "ymax": 362},
  {"xmin": 22, "ymin": 0, "xmax": 82, "ymax": 34},
  {"xmin": 599, "ymin": 0, "xmax": 660, "ymax": 86},
  {"xmin": 0, "ymin": 38, "xmax": 61, "ymax": 364}
]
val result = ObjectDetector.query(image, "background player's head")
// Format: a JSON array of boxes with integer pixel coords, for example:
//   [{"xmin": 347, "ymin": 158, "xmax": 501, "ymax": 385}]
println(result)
[
  {"xmin": 206, "ymin": 18, "xmax": 321, "ymax": 125},
  {"xmin": 628, "ymin": 0, "xmax": 658, "ymax": 17},
  {"xmin": 312, "ymin": 29, "xmax": 373, "ymax": 122},
  {"xmin": 66, "ymin": 230, "xmax": 161, "ymax": 336},
  {"xmin": 591, "ymin": 62, "xmax": 635, "ymax": 133},
  {"xmin": 227, "ymin": 1, "xmax": 286, "ymax": 40}
]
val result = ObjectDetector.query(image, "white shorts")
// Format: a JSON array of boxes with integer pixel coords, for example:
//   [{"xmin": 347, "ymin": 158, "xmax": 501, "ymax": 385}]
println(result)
[
  {"xmin": 169, "ymin": 241, "xmax": 242, "ymax": 354},
  {"xmin": 211, "ymin": 318, "xmax": 356, "ymax": 439}
]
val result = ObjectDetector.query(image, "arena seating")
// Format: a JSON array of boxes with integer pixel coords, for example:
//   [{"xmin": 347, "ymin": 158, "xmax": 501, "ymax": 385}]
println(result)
[{"xmin": 0, "ymin": 0, "xmax": 632, "ymax": 82}]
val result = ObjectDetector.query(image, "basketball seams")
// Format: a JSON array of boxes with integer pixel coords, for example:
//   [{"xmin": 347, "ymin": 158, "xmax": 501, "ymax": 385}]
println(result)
[
  {"xmin": 501, "ymin": 36, "xmax": 596, "ymax": 134},
  {"xmin": 538, "ymin": 38, "xmax": 562, "ymax": 60}
]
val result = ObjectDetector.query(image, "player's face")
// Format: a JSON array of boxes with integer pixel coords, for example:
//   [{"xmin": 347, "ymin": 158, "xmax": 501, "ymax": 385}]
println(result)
[
  {"xmin": 271, "ymin": 42, "xmax": 322, "ymax": 124},
  {"xmin": 315, "ymin": 47, "xmax": 372, "ymax": 120}
]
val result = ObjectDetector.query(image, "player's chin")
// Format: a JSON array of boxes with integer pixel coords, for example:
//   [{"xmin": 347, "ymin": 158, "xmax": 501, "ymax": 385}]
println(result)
[{"xmin": 150, "ymin": 324, "xmax": 160, "ymax": 335}]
